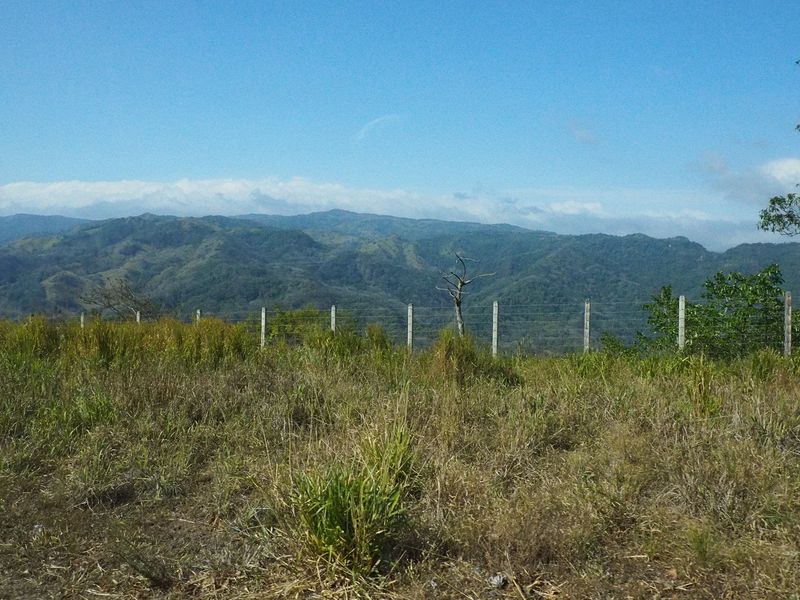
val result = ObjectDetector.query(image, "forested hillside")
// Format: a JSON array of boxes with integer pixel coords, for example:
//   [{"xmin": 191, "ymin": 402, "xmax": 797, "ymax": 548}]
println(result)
[
  {"xmin": 0, "ymin": 211, "xmax": 799, "ymax": 332},
  {"xmin": 0, "ymin": 214, "xmax": 87, "ymax": 245}
]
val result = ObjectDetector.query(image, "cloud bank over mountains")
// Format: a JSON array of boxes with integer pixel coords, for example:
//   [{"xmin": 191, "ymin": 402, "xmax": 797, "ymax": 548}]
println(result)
[{"xmin": 0, "ymin": 163, "xmax": 796, "ymax": 251}]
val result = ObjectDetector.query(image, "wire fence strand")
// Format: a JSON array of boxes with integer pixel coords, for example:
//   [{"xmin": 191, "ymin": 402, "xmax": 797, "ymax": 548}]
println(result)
[{"xmin": 40, "ymin": 297, "xmax": 794, "ymax": 357}]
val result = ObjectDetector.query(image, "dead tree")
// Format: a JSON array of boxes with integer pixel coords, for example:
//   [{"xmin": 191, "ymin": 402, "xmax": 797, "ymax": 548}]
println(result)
[
  {"xmin": 437, "ymin": 254, "xmax": 494, "ymax": 337},
  {"xmin": 81, "ymin": 278, "xmax": 160, "ymax": 321}
]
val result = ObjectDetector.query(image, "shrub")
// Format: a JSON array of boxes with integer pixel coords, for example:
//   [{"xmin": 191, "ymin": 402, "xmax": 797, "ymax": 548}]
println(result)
[{"xmin": 641, "ymin": 265, "xmax": 790, "ymax": 358}]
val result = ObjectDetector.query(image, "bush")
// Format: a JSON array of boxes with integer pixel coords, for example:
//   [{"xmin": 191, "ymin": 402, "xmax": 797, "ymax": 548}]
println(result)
[{"xmin": 641, "ymin": 265, "xmax": 790, "ymax": 358}]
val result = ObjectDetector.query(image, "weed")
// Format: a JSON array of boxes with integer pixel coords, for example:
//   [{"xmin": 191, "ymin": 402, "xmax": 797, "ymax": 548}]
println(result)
[
  {"xmin": 687, "ymin": 523, "xmax": 717, "ymax": 566},
  {"xmin": 685, "ymin": 354, "xmax": 721, "ymax": 417},
  {"xmin": 365, "ymin": 322, "xmax": 392, "ymax": 353},
  {"xmin": 747, "ymin": 348, "xmax": 782, "ymax": 382}
]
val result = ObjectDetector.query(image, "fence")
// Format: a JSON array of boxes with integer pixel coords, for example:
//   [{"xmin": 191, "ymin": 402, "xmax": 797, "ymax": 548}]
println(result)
[{"xmin": 69, "ymin": 292, "xmax": 795, "ymax": 357}]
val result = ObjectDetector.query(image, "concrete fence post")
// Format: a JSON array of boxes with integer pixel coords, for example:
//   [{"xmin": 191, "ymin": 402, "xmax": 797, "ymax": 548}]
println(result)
[
  {"xmin": 583, "ymin": 300, "xmax": 591, "ymax": 354},
  {"xmin": 407, "ymin": 304, "xmax": 413, "ymax": 351},
  {"xmin": 261, "ymin": 306, "xmax": 266, "ymax": 349},
  {"xmin": 492, "ymin": 300, "xmax": 499, "ymax": 357},
  {"xmin": 678, "ymin": 295, "xmax": 686, "ymax": 350},
  {"xmin": 785, "ymin": 291, "xmax": 792, "ymax": 357}
]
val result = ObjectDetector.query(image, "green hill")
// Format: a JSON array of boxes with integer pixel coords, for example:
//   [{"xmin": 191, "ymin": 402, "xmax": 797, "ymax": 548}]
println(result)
[{"xmin": 1, "ymin": 210, "xmax": 799, "ymax": 350}]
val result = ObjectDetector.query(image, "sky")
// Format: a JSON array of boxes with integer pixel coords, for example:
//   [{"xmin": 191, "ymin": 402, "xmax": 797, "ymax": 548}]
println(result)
[{"xmin": 1, "ymin": 1, "xmax": 799, "ymax": 250}]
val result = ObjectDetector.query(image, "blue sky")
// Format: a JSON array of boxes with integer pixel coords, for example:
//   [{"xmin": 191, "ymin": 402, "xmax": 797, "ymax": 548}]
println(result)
[{"xmin": 1, "ymin": 1, "xmax": 799, "ymax": 249}]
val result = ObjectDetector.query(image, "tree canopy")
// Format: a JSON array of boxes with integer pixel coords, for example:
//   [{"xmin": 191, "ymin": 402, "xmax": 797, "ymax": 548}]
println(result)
[
  {"xmin": 759, "ymin": 193, "xmax": 800, "ymax": 236},
  {"xmin": 641, "ymin": 264, "xmax": 788, "ymax": 357}
]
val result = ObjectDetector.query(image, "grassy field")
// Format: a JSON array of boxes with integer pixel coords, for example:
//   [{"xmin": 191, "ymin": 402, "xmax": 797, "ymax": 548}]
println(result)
[{"xmin": 2, "ymin": 316, "xmax": 800, "ymax": 598}]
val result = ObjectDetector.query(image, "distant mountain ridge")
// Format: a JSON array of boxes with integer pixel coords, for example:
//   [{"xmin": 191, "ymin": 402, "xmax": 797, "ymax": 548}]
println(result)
[
  {"xmin": 0, "ymin": 211, "xmax": 798, "ymax": 345},
  {"xmin": 0, "ymin": 214, "xmax": 88, "ymax": 245},
  {"xmin": 239, "ymin": 209, "xmax": 533, "ymax": 241}
]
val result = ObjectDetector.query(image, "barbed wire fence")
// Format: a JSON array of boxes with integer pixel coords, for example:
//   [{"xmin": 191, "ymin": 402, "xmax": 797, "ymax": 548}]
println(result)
[{"xmin": 62, "ymin": 291, "xmax": 795, "ymax": 357}]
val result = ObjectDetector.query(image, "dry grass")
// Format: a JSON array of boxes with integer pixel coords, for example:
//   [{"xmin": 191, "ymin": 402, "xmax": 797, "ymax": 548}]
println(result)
[{"xmin": 2, "ymin": 318, "xmax": 800, "ymax": 598}]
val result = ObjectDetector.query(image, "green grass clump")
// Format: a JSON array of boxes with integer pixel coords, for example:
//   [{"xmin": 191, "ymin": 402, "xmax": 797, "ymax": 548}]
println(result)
[
  {"xmin": 293, "ymin": 426, "xmax": 416, "ymax": 575},
  {"xmin": 428, "ymin": 328, "xmax": 520, "ymax": 385}
]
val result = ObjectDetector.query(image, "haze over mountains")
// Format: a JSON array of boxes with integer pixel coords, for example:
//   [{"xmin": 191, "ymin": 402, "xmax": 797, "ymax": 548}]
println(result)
[{"xmin": 1, "ymin": 210, "xmax": 799, "ymax": 339}]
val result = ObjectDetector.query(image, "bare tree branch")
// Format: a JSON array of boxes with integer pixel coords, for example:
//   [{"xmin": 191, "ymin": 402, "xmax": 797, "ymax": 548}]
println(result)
[
  {"xmin": 81, "ymin": 278, "xmax": 161, "ymax": 321},
  {"xmin": 438, "ymin": 253, "xmax": 494, "ymax": 337}
]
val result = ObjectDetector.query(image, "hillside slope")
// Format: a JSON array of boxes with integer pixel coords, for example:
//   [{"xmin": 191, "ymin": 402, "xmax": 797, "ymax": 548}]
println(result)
[
  {"xmin": 0, "ymin": 214, "xmax": 88, "ymax": 245},
  {"xmin": 0, "ymin": 211, "xmax": 798, "ymax": 339}
]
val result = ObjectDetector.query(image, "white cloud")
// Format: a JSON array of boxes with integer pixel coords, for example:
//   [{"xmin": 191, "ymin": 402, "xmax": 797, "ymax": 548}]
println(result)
[
  {"xmin": 760, "ymin": 158, "xmax": 800, "ymax": 186},
  {"xmin": 353, "ymin": 114, "xmax": 401, "ymax": 142},
  {"xmin": 548, "ymin": 201, "xmax": 603, "ymax": 216},
  {"xmin": 695, "ymin": 154, "xmax": 800, "ymax": 205},
  {"xmin": 0, "ymin": 176, "xmax": 781, "ymax": 250}
]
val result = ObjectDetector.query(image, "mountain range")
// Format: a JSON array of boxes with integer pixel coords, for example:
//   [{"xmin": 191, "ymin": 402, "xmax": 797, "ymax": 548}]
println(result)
[{"xmin": 1, "ymin": 210, "xmax": 798, "ymax": 349}]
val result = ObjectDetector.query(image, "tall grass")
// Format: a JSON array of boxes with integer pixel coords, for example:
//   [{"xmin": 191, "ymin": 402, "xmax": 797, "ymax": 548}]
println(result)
[{"xmin": 2, "ymin": 316, "xmax": 800, "ymax": 598}]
